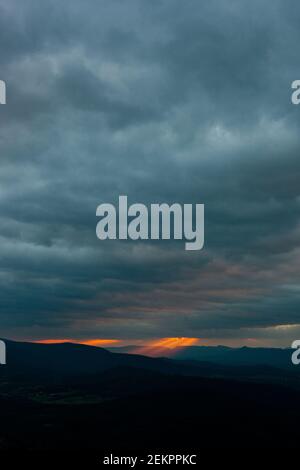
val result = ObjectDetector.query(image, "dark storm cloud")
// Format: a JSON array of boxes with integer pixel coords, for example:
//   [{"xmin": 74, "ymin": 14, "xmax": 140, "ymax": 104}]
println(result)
[{"xmin": 1, "ymin": 0, "xmax": 300, "ymax": 345}]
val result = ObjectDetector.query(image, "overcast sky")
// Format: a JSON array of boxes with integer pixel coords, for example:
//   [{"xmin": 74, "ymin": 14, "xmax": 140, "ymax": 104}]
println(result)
[{"xmin": 1, "ymin": 0, "xmax": 300, "ymax": 346}]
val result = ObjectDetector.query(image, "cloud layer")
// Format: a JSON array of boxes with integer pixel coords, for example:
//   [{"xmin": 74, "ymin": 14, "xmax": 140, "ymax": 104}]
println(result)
[{"xmin": 1, "ymin": 0, "xmax": 300, "ymax": 346}]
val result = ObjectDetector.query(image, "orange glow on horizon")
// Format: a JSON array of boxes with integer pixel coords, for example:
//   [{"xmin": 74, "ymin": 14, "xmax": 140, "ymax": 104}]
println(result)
[
  {"xmin": 133, "ymin": 337, "xmax": 200, "ymax": 357},
  {"xmin": 34, "ymin": 337, "xmax": 200, "ymax": 356},
  {"xmin": 81, "ymin": 339, "xmax": 120, "ymax": 347},
  {"xmin": 35, "ymin": 339, "xmax": 120, "ymax": 346}
]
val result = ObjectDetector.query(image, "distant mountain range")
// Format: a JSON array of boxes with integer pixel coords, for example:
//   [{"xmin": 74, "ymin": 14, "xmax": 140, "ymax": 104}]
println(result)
[
  {"xmin": 1, "ymin": 339, "xmax": 300, "ymax": 450},
  {"xmin": 0, "ymin": 339, "xmax": 209, "ymax": 378},
  {"xmin": 107, "ymin": 344, "xmax": 294, "ymax": 368},
  {"xmin": 0, "ymin": 339, "xmax": 299, "ymax": 388}
]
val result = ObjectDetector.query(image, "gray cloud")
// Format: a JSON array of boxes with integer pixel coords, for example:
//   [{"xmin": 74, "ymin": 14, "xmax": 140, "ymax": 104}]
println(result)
[{"xmin": 0, "ymin": 0, "xmax": 300, "ymax": 346}]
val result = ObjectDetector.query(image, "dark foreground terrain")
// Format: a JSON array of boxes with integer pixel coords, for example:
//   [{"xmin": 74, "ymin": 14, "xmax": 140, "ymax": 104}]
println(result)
[{"xmin": 0, "ymin": 340, "xmax": 299, "ymax": 451}]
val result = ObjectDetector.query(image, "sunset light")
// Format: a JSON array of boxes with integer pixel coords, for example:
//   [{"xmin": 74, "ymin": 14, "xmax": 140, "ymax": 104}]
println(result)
[
  {"xmin": 133, "ymin": 337, "xmax": 200, "ymax": 357},
  {"xmin": 35, "ymin": 339, "xmax": 121, "ymax": 347},
  {"xmin": 34, "ymin": 337, "xmax": 199, "ymax": 356}
]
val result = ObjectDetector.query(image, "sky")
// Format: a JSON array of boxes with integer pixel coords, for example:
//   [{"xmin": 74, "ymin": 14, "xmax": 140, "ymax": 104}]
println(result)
[{"xmin": 1, "ymin": 0, "xmax": 300, "ymax": 347}]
